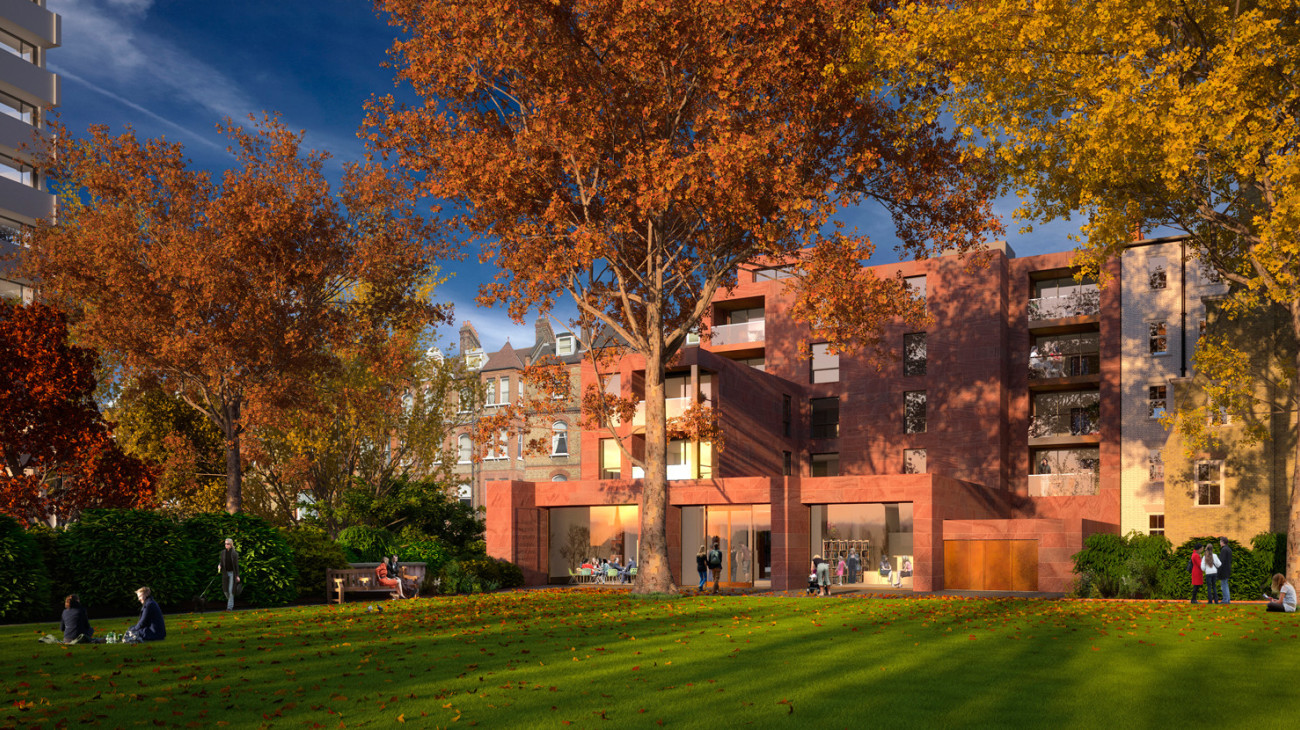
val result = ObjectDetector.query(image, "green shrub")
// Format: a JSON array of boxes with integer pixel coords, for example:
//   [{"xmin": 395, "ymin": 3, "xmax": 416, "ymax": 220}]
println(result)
[
  {"xmin": 1164, "ymin": 535, "xmax": 1274, "ymax": 601},
  {"xmin": 0, "ymin": 515, "xmax": 52, "ymax": 623},
  {"xmin": 281, "ymin": 525, "xmax": 349, "ymax": 600},
  {"xmin": 336, "ymin": 526, "xmax": 398, "ymax": 563},
  {"xmin": 1250, "ymin": 533, "xmax": 1288, "ymax": 579},
  {"xmin": 435, "ymin": 555, "xmax": 524, "ymax": 594},
  {"xmin": 62, "ymin": 509, "xmax": 198, "ymax": 613},
  {"xmin": 182, "ymin": 512, "xmax": 299, "ymax": 607},
  {"xmin": 1071, "ymin": 533, "xmax": 1128, "ymax": 597},
  {"xmin": 399, "ymin": 538, "xmax": 451, "ymax": 576},
  {"xmin": 1121, "ymin": 533, "xmax": 1174, "ymax": 599},
  {"xmin": 26, "ymin": 523, "xmax": 73, "ymax": 618}
]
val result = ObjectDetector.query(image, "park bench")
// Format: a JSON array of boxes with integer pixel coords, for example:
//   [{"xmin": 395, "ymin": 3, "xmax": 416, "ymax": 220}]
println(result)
[{"xmin": 327, "ymin": 562, "xmax": 427, "ymax": 604}]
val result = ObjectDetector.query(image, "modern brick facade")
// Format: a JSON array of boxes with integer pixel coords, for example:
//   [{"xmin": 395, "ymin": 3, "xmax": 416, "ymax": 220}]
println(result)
[{"xmin": 485, "ymin": 243, "xmax": 1136, "ymax": 593}]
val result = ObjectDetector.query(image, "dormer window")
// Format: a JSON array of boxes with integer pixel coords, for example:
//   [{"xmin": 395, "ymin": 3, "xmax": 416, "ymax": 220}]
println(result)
[
  {"xmin": 465, "ymin": 350, "xmax": 486, "ymax": 370},
  {"xmin": 556, "ymin": 335, "xmax": 576, "ymax": 356}
]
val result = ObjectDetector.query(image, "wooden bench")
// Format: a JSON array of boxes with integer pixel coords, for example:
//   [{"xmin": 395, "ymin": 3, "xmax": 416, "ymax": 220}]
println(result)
[{"xmin": 327, "ymin": 562, "xmax": 427, "ymax": 604}]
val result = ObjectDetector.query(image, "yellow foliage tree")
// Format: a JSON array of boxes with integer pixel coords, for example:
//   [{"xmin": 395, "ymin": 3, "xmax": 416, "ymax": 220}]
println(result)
[{"xmin": 865, "ymin": 0, "xmax": 1300, "ymax": 577}]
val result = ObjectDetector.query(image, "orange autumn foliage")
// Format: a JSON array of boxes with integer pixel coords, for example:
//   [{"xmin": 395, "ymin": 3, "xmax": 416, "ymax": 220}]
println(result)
[
  {"xmin": 367, "ymin": 0, "xmax": 1001, "ymax": 590},
  {"xmin": 0, "ymin": 300, "xmax": 155, "ymax": 524}
]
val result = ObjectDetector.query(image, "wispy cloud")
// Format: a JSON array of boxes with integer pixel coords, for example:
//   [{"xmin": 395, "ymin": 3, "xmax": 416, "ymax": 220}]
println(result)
[{"xmin": 52, "ymin": 66, "xmax": 227, "ymax": 153}]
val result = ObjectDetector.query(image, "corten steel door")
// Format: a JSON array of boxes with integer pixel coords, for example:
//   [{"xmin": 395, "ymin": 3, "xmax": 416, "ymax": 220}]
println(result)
[{"xmin": 943, "ymin": 540, "xmax": 1039, "ymax": 591}]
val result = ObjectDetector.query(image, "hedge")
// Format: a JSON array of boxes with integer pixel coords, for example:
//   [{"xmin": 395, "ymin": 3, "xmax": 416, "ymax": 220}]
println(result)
[
  {"xmin": 0, "ymin": 515, "xmax": 51, "ymax": 622},
  {"xmin": 182, "ymin": 512, "xmax": 299, "ymax": 607},
  {"xmin": 336, "ymin": 526, "xmax": 399, "ymax": 563},
  {"xmin": 1072, "ymin": 531, "xmax": 1284, "ymax": 600},
  {"xmin": 281, "ymin": 525, "xmax": 349, "ymax": 600},
  {"xmin": 62, "ymin": 509, "xmax": 199, "ymax": 614}
]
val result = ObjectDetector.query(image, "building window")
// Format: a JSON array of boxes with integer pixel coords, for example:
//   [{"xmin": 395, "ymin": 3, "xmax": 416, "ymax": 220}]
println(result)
[
  {"xmin": 1198, "ymin": 319, "xmax": 1207, "ymax": 340},
  {"xmin": 810, "ymin": 453, "xmax": 839, "ymax": 477},
  {"xmin": 1148, "ymin": 257, "xmax": 1167, "ymax": 290},
  {"xmin": 810, "ymin": 397, "xmax": 839, "ymax": 439},
  {"xmin": 1194, "ymin": 460, "xmax": 1223, "ymax": 506},
  {"xmin": 1149, "ymin": 514, "xmax": 1165, "ymax": 536},
  {"xmin": 782, "ymin": 451, "xmax": 792, "ymax": 476},
  {"xmin": 1207, "ymin": 402, "xmax": 1231, "ymax": 426},
  {"xmin": 753, "ymin": 265, "xmax": 795, "ymax": 282},
  {"xmin": 782, "ymin": 395, "xmax": 792, "ymax": 437},
  {"xmin": 551, "ymin": 422, "xmax": 569, "ymax": 455},
  {"xmin": 457, "ymin": 484, "xmax": 472, "ymax": 507},
  {"xmin": 556, "ymin": 335, "xmax": 576, "ymax": 356},
  {"xmin": 904, "ymin": 391, "xmax": 927, "ymax": 434},
  {"xmin": 1148, "ymin": 449, "xmax": 1164, "ymax": 482},
  {"xmin": 458, "ymin": 387, "xmax": 472, "ymax": 413},
  {"xmin": 1148, "ymin": 385, "xmax": 1167, "ymax": 419},
  {"xmin": 518, "ymin": 432, "xmax": 525, "ymax": 460},
  {"xmin": 485, "ymin": 378, "xmax": 496, "ymax": 406},
  {"xmin": 904, "ymin": 275, "xmax": 926, "ymax": 300},
  {"xmin": 810, "ymin": 342, "xmax": 839, "ymax": 383},
  {"xmin": 903, "ymin": 448, "xmax": 927, "ymax": 474},
  {"xmin": 457, "ymin": 434, "xmax": 472, "ymax": 463},
  {"xmin": 903, "ymin": 332, "xmax": 927, "ymax": 376},
  {"xmin": 499, "ymin": 376, "xmax": 510, "ymax": 406},
  {"xmin": 1149, "ymin": 321, "xmax": 1168, "ymax": 355},
  {"xmin": 1200, "ymin": 264, "xmax": 1222, "ymax": 285},
  {"xmin": 599, "ymin": 439, "xmax": 620, "ymax": 480},
  {"xmin": 551, "ymin": 474, "xmax": 568, "ymax": 482}
]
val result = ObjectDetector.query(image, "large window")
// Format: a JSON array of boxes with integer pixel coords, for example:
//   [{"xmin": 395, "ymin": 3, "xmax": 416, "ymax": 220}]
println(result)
[
  {"xmin": 810, "ymin": 397, "xmax": 839, "ymax": 439},
  {"xmin": 1195, "ymin": 460, "xmax": 1223, "ymax": 506},
  {"xmin": 485, "ymin": 431, "xmax": 508, "ymax": 460},
  {"xmin": 904, "ymin": 275, "xmax": 926, "ymax": 300},
  {"xmin": 1148, "ymin": 449, "xmax": 1164, "ymax": 482},
  {"xmin": 1148, "ymin": 257, "xmax": 1167, "ymax": 290},
  {"xmin": 810, "ymin": 453, "xmax": 839, "ymax": 477},
  {"xmin": 810, "ymin": 503, "xmax": 914, "ymax": 588},
  {"xmin": 903, "ymin": 449, "xmax": 927, "ymax": 474},
  {"xmin": 1149, "ymin": 514, "xmax": 1165, "ymax": 536},
  {"xmin": 810, "ymin": 343, "xmax": 839, "ymax": 383},
  {"xmin": 1148, "ymin": 385, "xmax": 1167, "ymax": 419},
  {"xmin": 551, "ymin": 422, "xmax": 569, "ymax": 456},
  {"xmin": 904, "ymin": 391, "xmax": 927, "ymax": 434},
  {"xmin": 548, "ymin": 506, "xmax": 640, "ymax": 579},
  {"xmin": 457, "ymin": 434, "xmax": 472, "ymax": 463},
  {"xmin": 600, "ymin": 438, "xmax": 620, "ymax": 479},
  {"xmin": 903, "ymin": 333, "xmax": 927, "ymax": 376},
  {"xmin": 1149, "ymin": 321, "xmax": 1168, "ymax": 355},
  {"xmin": 499, "ymin": 376, "xmax": 510, "ymax": 406}
]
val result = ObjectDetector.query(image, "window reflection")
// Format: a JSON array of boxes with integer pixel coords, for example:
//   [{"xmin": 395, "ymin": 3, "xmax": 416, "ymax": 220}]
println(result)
[{"xmin": 548, "ymin": 506, "xmax": 639, "ymax": 580}]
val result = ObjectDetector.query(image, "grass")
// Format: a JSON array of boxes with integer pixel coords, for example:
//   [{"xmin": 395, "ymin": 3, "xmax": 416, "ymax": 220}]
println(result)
[{"xmin": 2, "ymin": 590, "xmax": 1296, "ymax": 728}]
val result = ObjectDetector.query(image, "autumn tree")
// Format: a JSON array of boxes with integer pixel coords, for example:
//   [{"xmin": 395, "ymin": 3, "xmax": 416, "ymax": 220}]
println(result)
[
  {"xmin": 22, "ymin": 115, "xmax": 447, "ymax": 514},
  {"xmin": 871, "ymin": 0, "xmax": 1300, "ymax": 577},
  {"xmin": 245, "ymin": 336, "xmax": 486, "ymax": 534},
  {"xmin": 0, "ymin": 299, "xmax": 156, "ymax": 524},
  {"xmin": 368, "ymin": 0, "xmax": 1001, "ymax": 591}
]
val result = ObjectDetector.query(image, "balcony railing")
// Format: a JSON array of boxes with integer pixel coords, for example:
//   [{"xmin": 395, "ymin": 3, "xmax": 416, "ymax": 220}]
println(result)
[
  {"xmin": 1028, "ymin": 472, "xmax": 1099, "ymax": 496},
  {"xmin": 1029, "ymin": 352, "xmax": 1101, "ymax": 379},
  {"xmin": 1029, "ymin": 412, "xmax": 1100, "ymax": 439},
  {"xmin": 1027, "ymin": 291, "xmax": 1101, "ymax": 321},
  {"xmin": 631, "ymin": 463, "xmax": 696, "ymax": 481},
  {"xmin": 710, "ymin": 319, "xmax": 765, "ymax": 346},
  {"xmin": 632, "ymin": 396, "xmax": 693, "ymax": 427}
]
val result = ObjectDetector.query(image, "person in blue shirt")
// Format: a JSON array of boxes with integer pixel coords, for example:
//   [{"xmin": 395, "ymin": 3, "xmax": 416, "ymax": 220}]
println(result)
[{"xmin": 129, "ymin": 586, "xmax": 166, "ymax": 641}]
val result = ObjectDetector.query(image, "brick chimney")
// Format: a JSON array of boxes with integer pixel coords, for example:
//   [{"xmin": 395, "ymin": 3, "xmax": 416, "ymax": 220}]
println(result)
[
  {"xmin": 534, "ymin": 316, "xmax": 555, "ymax": 346},
  {"xmin": 459, "ymin": 321, "xmax": 481, "ymax": 355}
]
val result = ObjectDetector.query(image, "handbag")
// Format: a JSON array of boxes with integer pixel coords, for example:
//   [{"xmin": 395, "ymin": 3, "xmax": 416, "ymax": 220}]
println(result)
[{"xmin": 233, "ymin": 576, "xmax": 244, "ymax": 597}]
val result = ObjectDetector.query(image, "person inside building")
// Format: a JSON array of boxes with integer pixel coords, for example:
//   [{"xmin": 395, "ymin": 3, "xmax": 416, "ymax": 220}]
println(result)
[
  {"xmin": 846, "ymin": 549, "xmax": 861, "ymax": 584},
  {"xmin": 812, "ymin": 554, "xmax": 830, "ymax": 597},
  {"xmin": 1263, "ymin": 574, "xmax": 1296, "ymax": 613},
  {"xmin": 127, "ymin": 587, "xmax": 166, "ymax": 642}
]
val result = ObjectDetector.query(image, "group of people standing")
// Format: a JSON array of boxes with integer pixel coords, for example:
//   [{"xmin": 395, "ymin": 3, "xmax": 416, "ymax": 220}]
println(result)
[{"xmin": 1191, "ymin": 536, "xmax": 1295, "ymax": 613}]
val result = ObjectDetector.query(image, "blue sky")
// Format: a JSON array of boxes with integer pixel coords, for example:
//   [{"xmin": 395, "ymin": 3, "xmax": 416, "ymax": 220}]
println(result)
[{"xmin": 48, "ymin": 0, "xmax": 1085, "ymax": 353}]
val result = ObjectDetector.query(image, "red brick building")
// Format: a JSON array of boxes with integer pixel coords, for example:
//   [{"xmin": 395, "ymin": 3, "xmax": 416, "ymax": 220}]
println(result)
[{"xmin": 487, "ymin": 245, "xmax": 1123, "ymax": 592}]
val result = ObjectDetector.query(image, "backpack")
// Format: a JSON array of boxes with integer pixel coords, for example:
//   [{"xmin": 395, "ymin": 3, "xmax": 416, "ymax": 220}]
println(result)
[{"xmin": 707, "ymin": 549, "xmax": 722, "ymax": 568}]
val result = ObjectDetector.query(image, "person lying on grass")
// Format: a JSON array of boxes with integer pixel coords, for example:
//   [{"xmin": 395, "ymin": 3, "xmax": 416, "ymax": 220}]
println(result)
[{"xmin": 1263, "ymin": 574, "xmax": 1296, "ymax": 613}]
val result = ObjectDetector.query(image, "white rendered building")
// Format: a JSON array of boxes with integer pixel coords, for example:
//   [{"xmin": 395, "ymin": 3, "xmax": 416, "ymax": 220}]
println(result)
[{"xmin": 0, "ymin": 0, "xmax": 59, "ymax": 302}]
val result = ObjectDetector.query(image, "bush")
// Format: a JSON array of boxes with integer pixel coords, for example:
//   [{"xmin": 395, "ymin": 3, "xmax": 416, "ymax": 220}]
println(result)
[
  {"xmin": 435, "ymin": 555, "xmax": 524, "ymax": 595},
  {"xmin": 182, "ymin": 512, "xmax": 299, "ymax": 607},
  {"xmin": 281, "ymin": 525, "xmax": 349, "ymax": 600},
  {"xmin": 0, "ymin": 515, "xmax": 52, "ymax": 623},
  {"xmin": 1121, "ymin": 533, "xmax": 1173, "ymax": 599},
  {"xmin": 1071, "ymin": 533, "xmax": 1128, "ymax": 597},
  {"xmin": 62, "ymin": 509, "xmax": 197, "ymax": 614},
  {"xmin": 1250, "ymin": 533, "xmax": 1288, "ymax": 579},
  {"xmin": 26, "ymin": 523, "xmax": 73, "ymax": 619},
  {"xmin": 336, "ymin": 526, "xmax": 398, "ymax": 563},
  {"xmin": 399, "ymin": 538, "xmax": 452, "ymax": 577}
]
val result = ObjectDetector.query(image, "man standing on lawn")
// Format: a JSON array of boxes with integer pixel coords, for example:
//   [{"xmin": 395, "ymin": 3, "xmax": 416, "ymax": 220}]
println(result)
[{"xmin": 1218, "ymin": 537, "xmax": 1233, "ymax": 605}]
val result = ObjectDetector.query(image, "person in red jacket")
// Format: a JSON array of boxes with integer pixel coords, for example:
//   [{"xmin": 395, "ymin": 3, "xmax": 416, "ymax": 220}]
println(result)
[
  {"xmin": 1190, "ymin": 547, "xmax": 1204, "ymax": 603},
  {"xmin": 375, "ymin": 559, "xmax": 404, "ymax": 599}
]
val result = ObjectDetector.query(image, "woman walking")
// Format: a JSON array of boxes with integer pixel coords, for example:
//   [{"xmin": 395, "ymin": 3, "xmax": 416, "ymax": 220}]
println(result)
[{"xmin": 696, "ymin": 545, "xmax": 708, "ymax": 591}]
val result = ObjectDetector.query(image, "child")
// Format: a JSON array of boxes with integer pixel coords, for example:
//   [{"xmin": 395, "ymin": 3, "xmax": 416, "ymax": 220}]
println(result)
[
  {"xmin": 836, "ymin": 555, "xmax": 847, "ymax": 585},
  {"xmin": 806, "ymin": 571, "xmax": 819, "ymax": 595}
]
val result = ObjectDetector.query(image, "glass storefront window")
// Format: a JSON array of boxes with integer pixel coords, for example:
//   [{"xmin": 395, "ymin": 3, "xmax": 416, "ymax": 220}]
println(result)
[
  {"xmin": 548, "ymin": 506, "xmax": 639, "ymax": 580},
  {"xmin": 810, "ymin": 503, "xmax": 914, "ymax": 589}
]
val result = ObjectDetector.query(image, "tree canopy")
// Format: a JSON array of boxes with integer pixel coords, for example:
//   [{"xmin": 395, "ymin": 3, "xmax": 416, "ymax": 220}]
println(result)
[{"xmin": 368, "ymin": 0, "xmax": 1001, "ymax": 590}]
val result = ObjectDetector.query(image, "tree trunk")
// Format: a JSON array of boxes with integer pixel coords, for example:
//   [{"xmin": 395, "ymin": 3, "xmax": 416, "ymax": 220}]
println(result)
[
  {"xmin": 636, "ymin": 330, "xmax": 674, "ymax": 593},
  {"xmin": 223, "ymin": 398, "xmax": 243, "ymax": 514},
  {"xmin": 1288, "ymin": 303, "xmax": 1300, "ymax": 582}
]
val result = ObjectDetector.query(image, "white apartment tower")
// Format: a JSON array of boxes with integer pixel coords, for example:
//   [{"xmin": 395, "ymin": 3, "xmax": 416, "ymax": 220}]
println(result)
[
  {"xmin": 1120, "ymin": 236, "xmax": 1227, "ymax": 537},
  {"xmin": 0, "ymin": 0, "xmax": 59, "ymax": 302}
]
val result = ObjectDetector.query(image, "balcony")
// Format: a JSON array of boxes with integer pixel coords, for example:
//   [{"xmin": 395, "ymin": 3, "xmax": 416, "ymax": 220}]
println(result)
[
  {"xmin": 1029, "ymin": 411, "xmax": 1100, "ymax": 439},
  {"xmin": 1029, "ymin": 352, "xmax": 1100, "ymax": 380},
  {"xmin": 1027, "ymin": 291, "xmax": 1100, "ymax": 321},
  {"xmin": 632, "ymin": 396, "xmax": 692, "ymax": 427},
  {"xmin": 1028, "ymin": 472, "xmax": 1099, "ymax": 497},
  {"xmin": 710, "ymin": 319, "xmax": 765, "ymax": 346}
]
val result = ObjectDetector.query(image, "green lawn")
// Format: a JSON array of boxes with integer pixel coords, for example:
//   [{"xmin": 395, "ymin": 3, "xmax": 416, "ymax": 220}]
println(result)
[{"xmin": 2, "ymin": 590, "xmax": 1295, "ymax": 728}]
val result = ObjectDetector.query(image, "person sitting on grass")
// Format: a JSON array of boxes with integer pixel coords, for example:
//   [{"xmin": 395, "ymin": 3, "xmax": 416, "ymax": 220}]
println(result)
[
  {"xmin": 1263, "ymin": 574, "xmax": 1296, "ymax": 613},
  {"xmin": 127, "ymin": 587, "xmax": 165, "ymax": 642},
  {"xmin": 62, "ymin": 594, "xmax": 94, "ymax": 644}
]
